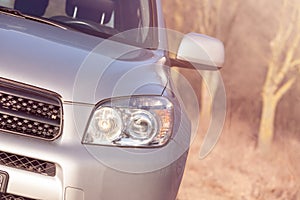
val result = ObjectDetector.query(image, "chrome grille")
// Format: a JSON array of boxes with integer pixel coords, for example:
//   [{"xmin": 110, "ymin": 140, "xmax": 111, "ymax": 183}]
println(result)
[
  {"xmin": 0, "ymin": 79, "xmax": 62, "ymax": 140},
  {"xmin": 0, "ymin": 151, "xmax": 56, "ymax": 176},
  {"xmin": 0, "ymin": 193, "xmax": 35, "ymax": 200}
]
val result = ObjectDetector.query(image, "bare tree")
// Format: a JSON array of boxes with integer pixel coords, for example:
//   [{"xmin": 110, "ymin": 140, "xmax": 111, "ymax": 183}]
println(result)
[{"xmin": 259, "ymin": 0, "xmax": 300, "ymax": 148}]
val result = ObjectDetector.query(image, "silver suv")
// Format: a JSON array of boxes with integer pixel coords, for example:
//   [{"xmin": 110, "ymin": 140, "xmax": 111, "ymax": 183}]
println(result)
[{"xmin": 0, "ymin": 0, "xmax": 224, "ymax": 199}]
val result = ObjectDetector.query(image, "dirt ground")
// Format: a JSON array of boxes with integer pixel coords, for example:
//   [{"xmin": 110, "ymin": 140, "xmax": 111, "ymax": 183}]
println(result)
[{"xmin": 176, "ymin": 117, "xmax": 300, "ymax": 200}]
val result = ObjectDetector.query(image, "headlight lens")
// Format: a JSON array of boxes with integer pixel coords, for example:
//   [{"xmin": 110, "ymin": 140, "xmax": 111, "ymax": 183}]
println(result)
[{"xmin": 83, "ymin": 96, "xmax": 174, "ymax": 147}]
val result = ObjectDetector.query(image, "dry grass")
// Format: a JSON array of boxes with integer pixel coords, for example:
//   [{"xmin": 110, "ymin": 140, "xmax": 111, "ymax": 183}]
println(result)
[{"xmin": 177, "ymin": 117, "xmax": 300, "ymax": 200}]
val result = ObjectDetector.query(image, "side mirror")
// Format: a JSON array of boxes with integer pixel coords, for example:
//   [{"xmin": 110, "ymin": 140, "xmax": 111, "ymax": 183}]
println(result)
[{"xmin": 171, "ymin": 33, "xmax": 225, "ymax": 70}]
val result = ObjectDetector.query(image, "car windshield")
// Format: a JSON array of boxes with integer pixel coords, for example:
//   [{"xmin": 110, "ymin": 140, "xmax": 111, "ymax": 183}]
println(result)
[{"xmin": 0, "ymin": 0, "xmax": 157, "ymax": 48}]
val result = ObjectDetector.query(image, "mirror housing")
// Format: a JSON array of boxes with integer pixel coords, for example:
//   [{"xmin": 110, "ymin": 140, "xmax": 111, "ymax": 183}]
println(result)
[{"xmin": 171, "ymin": 33, "xmax": 225, "ymax": 70}]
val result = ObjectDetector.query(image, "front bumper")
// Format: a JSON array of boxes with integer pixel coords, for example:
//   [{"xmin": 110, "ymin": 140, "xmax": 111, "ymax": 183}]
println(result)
[{"xmin": 0, "ymin": 102, "xmax": 191, "ymax": 200}]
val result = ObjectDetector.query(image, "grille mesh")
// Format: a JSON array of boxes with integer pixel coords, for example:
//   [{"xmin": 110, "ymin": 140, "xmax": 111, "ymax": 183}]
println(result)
[
  {"xmin": 0, "ymin": 151, "xmax": 55, "ymax": 176},
  {"xmin": 0, "ymin": 113, "xmax": 60, "ymax": 140},
  {"xmin": 0, "ymin": 92, "xmax": 60, "ymax": 120},
  {"xmin": 0, "ymin": 79, "xmax": 62, "ymax": 140},
  {"xmin": 0, "ymin": 193, "xmax": 35, "ymax": 200}
]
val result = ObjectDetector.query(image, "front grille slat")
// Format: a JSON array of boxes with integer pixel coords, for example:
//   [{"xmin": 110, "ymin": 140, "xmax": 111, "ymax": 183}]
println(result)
[
  {"xmin": 0, "ymin": 79, "xmax": 62, "ymax": 141},
  {"xmin": 0, "ymin": 86, "xmax": 60, "ymax": 106},
  {"xmin": 0, "ymin": 108, "xmax": 59, "ymax": 127},
  {"xmin": 0, "ymin": 113, "xmax": 60, "ymax": 140},
  {"xmin": 0, "ymin": 107, "xmax": 59, "ymax": 127},
  {"xmin": 0, "ymin": 151, "xmax": 55, "ymax": 176},
  {"xmin": 0, "ymin": 193, "xmax": 36, "ymax": 200},
  {"xmin": 0, "ymin": 91, "xmax": 61, "ymax": 122}
]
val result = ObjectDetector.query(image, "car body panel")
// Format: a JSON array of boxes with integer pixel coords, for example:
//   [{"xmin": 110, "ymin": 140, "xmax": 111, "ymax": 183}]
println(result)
[
  {"xmin": 0, "ymin": 14, "xmax": 168, "ymax": 104},
  {"xmin": 0, "ymin": 103, "xmax": 189, "ymax": 199},
  {"xmin": 0, "ymin": 0, "xmax": 190, "ymax": 199}
]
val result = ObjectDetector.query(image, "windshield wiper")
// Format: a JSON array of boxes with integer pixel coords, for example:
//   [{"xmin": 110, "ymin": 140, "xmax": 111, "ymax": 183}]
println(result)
[{"xmin": 0, "ymin": 6, "xmax": 68, "ymax": 30}]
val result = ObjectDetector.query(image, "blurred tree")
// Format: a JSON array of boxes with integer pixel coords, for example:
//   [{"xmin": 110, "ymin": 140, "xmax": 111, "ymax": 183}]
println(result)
[
  {"xmin": 0, "ymin": 0, "xmax": 14, "ymax": 7},
  {"xmin": 163, "ymin": 0, "xmax": 240, "ymax": 120},
  {"xmin": 194, "ymin": 0, "xmax": 223, "ymax": 121},
  {"xmin": 259, "ymin": 0, "xmax": 300, "ymax": 148}
]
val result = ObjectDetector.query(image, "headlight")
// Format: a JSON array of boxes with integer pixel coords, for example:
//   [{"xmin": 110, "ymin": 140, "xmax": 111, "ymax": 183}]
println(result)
[{"xmin": 82, "ymin": 96, "xmax": 174, "ymax": 147}]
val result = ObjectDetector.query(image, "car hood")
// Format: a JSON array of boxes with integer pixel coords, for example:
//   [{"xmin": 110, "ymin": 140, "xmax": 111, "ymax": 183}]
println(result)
[{"xmin": 0, "ymin": 14, "xmax": 168, "ymax": 104}]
